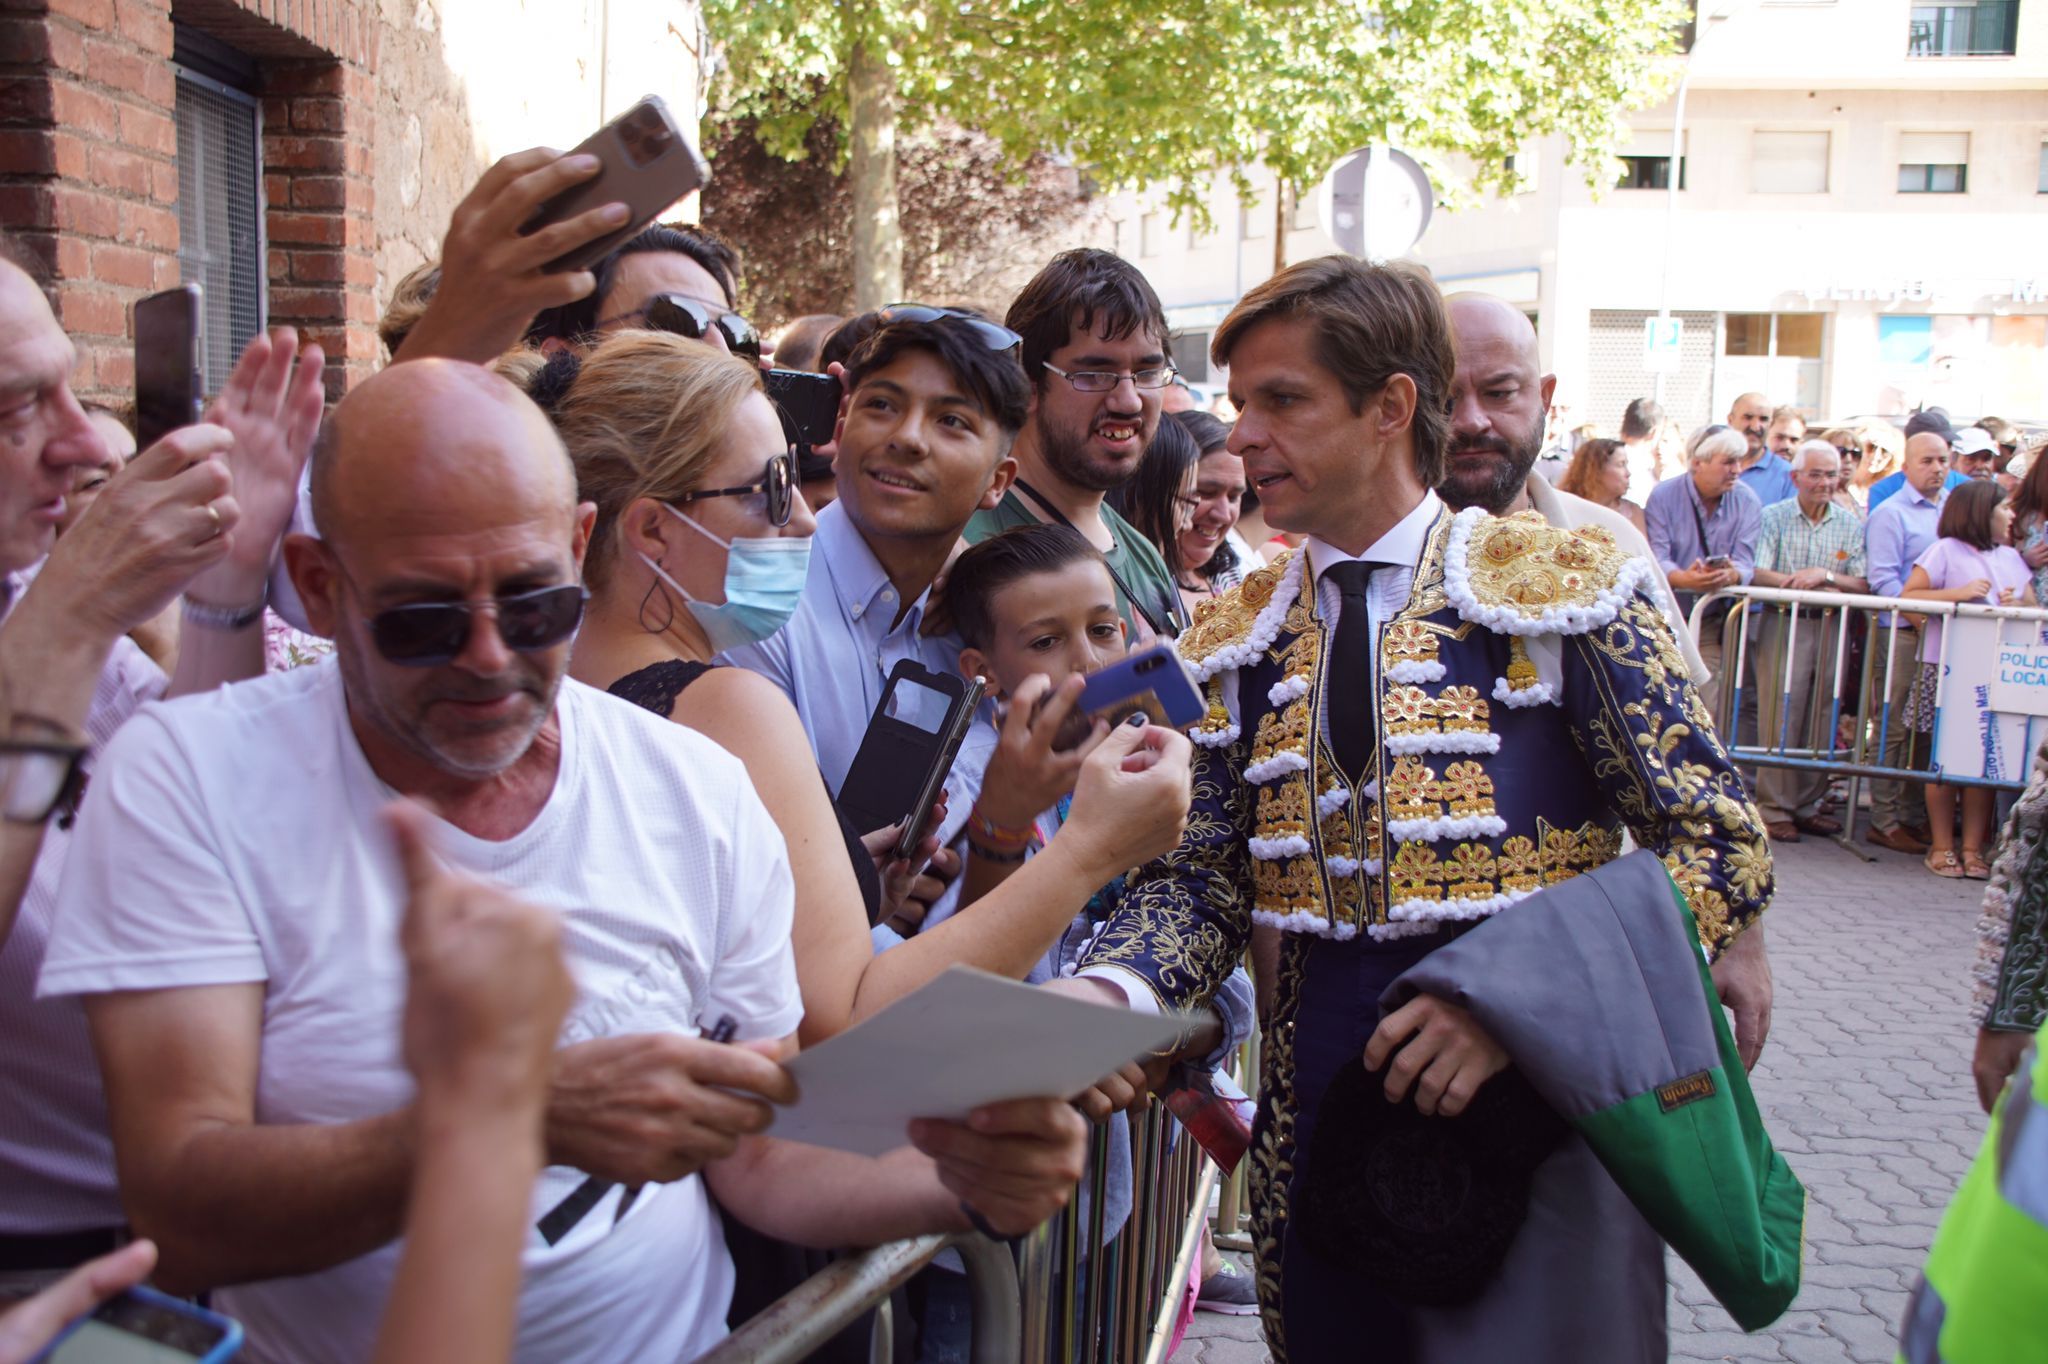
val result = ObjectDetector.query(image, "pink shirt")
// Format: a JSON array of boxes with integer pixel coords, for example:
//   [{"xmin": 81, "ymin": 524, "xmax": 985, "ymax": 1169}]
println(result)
[{"xmin": 1912, "ymin": 537, "xmax": 2032, "ymax": 661}]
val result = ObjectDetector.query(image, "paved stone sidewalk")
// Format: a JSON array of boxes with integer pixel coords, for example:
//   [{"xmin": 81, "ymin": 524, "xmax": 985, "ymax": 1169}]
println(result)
[{"xmin": 1168, "ymin": 836, "xmax": 1990, "ymax": 1364}]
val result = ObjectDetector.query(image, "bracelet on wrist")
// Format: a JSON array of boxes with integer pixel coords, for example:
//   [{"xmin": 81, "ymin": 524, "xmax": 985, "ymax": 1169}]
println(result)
[
  {"xmin": 182, "ymin": 593, "xmax": 268, "ymax": 631},
  {"xmin": 967, "ymin": 804, "xmax": 1035, "ymax": 849},
  {"xmin": 966, "ymin": 836, "xmax": 1029, "ymax": 865}
]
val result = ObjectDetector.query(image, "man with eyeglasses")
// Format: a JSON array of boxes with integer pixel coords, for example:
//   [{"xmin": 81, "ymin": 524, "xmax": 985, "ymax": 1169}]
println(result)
[
  {"xmin": 38, "ymin": 358, "xmax": 1091, "ymax": 1364},
  {"xmin": 0, "ymin": 242, "xmax": 325, "ymax": 1294},
  {"xmin": 963, "ymin": 249, "xmax": 1183, "ymax": 643}
]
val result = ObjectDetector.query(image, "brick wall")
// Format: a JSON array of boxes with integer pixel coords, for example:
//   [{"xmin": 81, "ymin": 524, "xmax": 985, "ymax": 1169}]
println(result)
[{"xmin": 0, "ymin": 0, "xmax": 380, "ymax": 401}]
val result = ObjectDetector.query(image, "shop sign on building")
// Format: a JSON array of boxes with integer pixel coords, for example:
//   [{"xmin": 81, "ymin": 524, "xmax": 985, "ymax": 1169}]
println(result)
[{"xmin": 1642, "ymin": 316, "xmax": 1684, "ymax": 374}]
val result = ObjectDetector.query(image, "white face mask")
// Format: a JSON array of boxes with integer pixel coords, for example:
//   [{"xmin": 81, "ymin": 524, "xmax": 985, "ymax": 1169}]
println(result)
[{"xmin": 637, "ymin": 503, "xmax": 812, "ymax": 652}]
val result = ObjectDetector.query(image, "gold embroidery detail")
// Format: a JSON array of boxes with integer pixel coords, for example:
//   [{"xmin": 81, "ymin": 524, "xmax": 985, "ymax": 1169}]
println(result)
[
  {"xmin": 1256, "ymin": 782, "xmax": 1312, "ymax": 842},
  {"xmin": 1390, "ymin": 842, "xmax": 1443, "ymax": 903},
  {"xmin": 1505, "ymin": 635, "xmax": 1541, "ymax": 694},
  {"xmin": 1249, "ymin": 934, "xmax": 1308, "ymax": 1356},
  {"xmin": 1384, "ymin": 619, "xmax": 1441, "ymax": 670},
  {"xmin": 1384, "ymin": 684, "xmax": 1432, "ymax": 735},
  {"xmin": 1385, "ymin": 756, "xmax": 1440, "ymax": 824},
  {"xmin": 1436, "ymin": 760, "xmax": 1497, "ymax": 819},
  {"xmin": 1251, "ymin": 698, "xmax": 1313, "ymax": 768},
  {"xmin": 1460, "ymin": 510, "xmax": 1635, "ymax": 618},
  {"xmin": 1253, "ymin": 855, "xmax": 1321, "ymax": 913},
  {"xmin": 1175, "ymin": 553, "xmax": 1289, "ymax": 672},
  {"xmin": 1435, "ymin": 684, "xmax": 1491, "ymax": 735},
  {"xmin": 1444, "ymin": 842, "xmax": 1498, "ymax": 901},
  {"xmin": 1498, "ymin": 835, "xmax": 1542, "ymax": 893},
  {"xmin": 1540, "ymin": 822, "xmax": 1584, "ymax": 883}
]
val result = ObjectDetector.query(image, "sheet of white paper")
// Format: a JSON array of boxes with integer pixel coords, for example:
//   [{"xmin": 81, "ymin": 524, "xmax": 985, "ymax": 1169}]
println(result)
[{"xmin": 768, "ymin": 965, "xmax": 1189, "ymax": 1156}]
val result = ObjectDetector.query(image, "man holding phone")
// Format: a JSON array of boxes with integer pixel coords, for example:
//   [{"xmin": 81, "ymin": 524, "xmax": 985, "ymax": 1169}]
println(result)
[
  {"xmin": 1645, "ymin": 424, "xmax": 1763, "ymax": 725},
  {"xmin": 0, "ymin": 243, "xmax": 326, "ymax": 1291},
  {"xmin": 720, "ymin": 311, "xmax": 1032, "ymax": 855}
]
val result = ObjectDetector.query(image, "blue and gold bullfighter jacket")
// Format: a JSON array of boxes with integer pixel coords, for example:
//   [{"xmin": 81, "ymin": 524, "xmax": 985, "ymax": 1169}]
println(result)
[{"xmin": 1077, "ymin": 505, "xmax": 1774, "ymax": 1011}]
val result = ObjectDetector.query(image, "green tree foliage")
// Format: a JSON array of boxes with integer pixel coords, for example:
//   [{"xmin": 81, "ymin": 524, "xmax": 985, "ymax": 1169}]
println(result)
[{"xmin": 703, "ymin": 0, "xmax": 1689, "ymax": 299}]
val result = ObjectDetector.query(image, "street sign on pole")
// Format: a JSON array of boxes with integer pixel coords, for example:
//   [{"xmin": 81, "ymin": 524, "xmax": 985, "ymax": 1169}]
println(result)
[
  {"xmin": 1313, "ymin": 146, "xmax": 1433, "ymax": 262},
  {"xmin": 1643, "ymin": 315, "xmax": 1683, "ymax": 375}
]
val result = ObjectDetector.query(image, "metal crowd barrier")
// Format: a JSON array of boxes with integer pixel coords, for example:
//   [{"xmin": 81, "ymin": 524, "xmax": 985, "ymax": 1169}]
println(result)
[
  {"xmin": 702, "ymin": 1077, "xmax": 1245, "ymax": 1364},
  {"xmin": 1015, "ymin": 1100, "xmax": 1221, "ymax": 1364},
  {"xmin": 695, "ymin": 1232, "xmax": 1020, "ymax": 1364},
  {"xmin": 1688, "ymin": 584, "xmax": 2048, "ymax": 858}
]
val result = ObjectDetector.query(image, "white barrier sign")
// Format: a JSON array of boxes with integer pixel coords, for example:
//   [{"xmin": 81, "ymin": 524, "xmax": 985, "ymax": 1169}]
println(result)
[
  {"xmin": 1988, "ymin": 633, "xmax": 2048, "ymax": 716},
  {"xmin": 1934, "ymin": 615, "xmax": 2048, "ymax": 783}
]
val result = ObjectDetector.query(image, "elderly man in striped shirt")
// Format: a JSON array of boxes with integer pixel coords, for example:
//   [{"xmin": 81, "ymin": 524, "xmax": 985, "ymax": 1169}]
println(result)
[{"xmin": 1750, "ymin": 439, "xmax": 1868, "ymax": 842}]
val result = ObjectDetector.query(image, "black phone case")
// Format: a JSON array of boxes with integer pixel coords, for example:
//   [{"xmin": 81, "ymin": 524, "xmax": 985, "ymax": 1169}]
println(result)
[
  {"xmin": 836, "ymin": 660, "xmax": 972, "ymax": 840},
  {"xmin": 764, "ymin": 369, "xmax": 842, "ymax": 451}
]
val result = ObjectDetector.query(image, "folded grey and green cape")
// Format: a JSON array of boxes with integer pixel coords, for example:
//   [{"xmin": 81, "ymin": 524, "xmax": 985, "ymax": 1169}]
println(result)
[{"xmin": 1382, "ymin": 849, "xmax": 1806, "ymax": 1331}]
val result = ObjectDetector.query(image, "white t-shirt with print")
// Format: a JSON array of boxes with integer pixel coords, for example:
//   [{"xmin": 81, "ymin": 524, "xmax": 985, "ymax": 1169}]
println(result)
[{"xmin": 40, "ymin": 660, "xmax": 802, "ymax": 1364}]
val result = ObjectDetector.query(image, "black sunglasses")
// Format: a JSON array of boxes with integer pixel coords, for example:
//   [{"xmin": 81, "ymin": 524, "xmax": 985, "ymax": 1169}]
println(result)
[
  {"xmin": 368, "ymin": 584, "xmax": 591, "ymax": 667},
  {"xmin": 677, "ymin": 450, "xmax": 795, "ymax": 528},
  {"xmin": 0, "ymin": 739, "xmax": 87, "ymax": 826},
  {"xmin": 877, "ymin": 303, "xmax": 1021, "ymax": 352},
  {"xmin": 639, "ymin": 293, "xmax": 762, "ymax": 360}
]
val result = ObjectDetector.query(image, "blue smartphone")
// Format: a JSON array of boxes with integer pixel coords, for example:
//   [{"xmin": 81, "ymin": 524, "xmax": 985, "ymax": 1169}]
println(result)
[
  {"xmin": 33, "ymin": 1285, "xmax": 242, "ymax": 1363},
  {"xmin": 1074, "ymin": 644, "xmax": 1205, "ymax": 733}
]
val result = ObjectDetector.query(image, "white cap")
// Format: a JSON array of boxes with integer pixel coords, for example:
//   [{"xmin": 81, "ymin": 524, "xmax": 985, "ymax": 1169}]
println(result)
[{"xmin": 1953, "ymin": 427, "xmax": 1998, "ymax": 458}]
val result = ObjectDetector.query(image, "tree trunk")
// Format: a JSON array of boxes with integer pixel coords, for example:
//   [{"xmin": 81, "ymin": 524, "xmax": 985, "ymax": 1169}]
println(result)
[
  {"xmin": 848, "ymin": 38, "xmax": 902, "ymax": 309},
  {"xmin": 1273, "ymin": 179, "xmax": 1289, "ymax": 277}
]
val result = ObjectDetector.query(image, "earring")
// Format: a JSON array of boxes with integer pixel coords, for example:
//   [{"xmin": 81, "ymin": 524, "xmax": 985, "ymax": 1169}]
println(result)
[{"xmin": 637, "ymin": 573, "xmax": 675, "ymax": 636}]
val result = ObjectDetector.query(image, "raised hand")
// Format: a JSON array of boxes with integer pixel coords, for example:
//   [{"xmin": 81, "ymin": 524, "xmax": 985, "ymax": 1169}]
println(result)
[
  {"xmin": 38, "ymin": 424, "xmax": 237, "ymax": 638},
  {"xmin": 395, "ymin": 149, "xmax": 628, "ymax": 364},
  {"xmin": 187, "ymin": 328, "xmax": 325, "ymax": 606},
  {"xmin": 979, "ymin": 673, "xmax": 1105, "ymax": 830}
]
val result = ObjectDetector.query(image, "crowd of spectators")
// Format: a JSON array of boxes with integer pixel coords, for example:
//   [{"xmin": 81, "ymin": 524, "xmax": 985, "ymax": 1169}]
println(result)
[{"xmin": 1628, "ymin": 384, "xmax": 2044, "ymax": 880}]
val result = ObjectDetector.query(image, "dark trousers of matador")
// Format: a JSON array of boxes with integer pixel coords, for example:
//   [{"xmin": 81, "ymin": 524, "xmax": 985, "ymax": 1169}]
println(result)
[{"xmin": 1250, "ymin": 932, "xmax": 1667, "ymax": 1364}]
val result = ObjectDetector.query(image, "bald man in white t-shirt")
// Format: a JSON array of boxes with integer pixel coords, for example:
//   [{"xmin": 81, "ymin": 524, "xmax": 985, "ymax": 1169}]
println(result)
[{"xmin": 39, "ymin": 361, "xmax": 1088, "ymax": 1364}]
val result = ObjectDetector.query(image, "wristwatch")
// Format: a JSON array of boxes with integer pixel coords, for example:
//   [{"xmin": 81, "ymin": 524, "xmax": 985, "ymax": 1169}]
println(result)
[{"xmin": 1823, "ymin": 570, "xmax": 1835, "ymax": 588}]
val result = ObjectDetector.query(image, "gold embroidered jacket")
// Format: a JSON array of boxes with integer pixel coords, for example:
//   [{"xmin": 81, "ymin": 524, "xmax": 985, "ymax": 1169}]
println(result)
[{"xmin": 1077, "ymin": 506, "xmax": 1773, "ymax": 1012}]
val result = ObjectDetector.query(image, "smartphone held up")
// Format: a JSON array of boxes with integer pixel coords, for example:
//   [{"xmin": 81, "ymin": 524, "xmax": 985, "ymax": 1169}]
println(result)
[{"xmin": 523, "ymin": 96, "xmax": 709, "ymax": 275}]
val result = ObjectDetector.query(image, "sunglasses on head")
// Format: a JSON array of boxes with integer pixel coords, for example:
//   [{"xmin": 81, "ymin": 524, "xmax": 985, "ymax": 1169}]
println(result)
[
  {"xmin": 676, "ymin": 450, "xmax": 796, "ymax": 529},
  {"xmin": 0, "ymin": 739, "xmax": 87, "ymax": 826},
  {"xmin": 634, "ymin": 293, "xmax": 763, "ymax": 360},
  {"xmin": 876, "ymin": 303, "xmax": 1022, "ymax": 352},
  {"xmin": 366, "ymin": 584, "xmax": 591, "ymax": 668}
]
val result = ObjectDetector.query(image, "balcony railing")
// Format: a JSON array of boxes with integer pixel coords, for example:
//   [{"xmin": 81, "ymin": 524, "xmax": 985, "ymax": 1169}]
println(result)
[{"xmin": 1908, "ymin": 1, "xmax": 2020, "ymax": 56}]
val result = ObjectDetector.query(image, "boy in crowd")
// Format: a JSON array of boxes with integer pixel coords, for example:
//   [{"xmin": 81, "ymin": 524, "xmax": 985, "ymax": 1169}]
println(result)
[
  {"xmin": 721, "ymin": 310, "xmax": 1029, "ymax": 831},
  {"xmin": 939, "ymin": 525, "xmax": 1260, "ymax": 1316}
]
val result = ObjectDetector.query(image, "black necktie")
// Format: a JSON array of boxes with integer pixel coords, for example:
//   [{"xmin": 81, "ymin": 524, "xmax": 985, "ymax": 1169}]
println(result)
[{"xmin": 1324, "ymin": 560, "xmax": 1379, "ymax": 783}]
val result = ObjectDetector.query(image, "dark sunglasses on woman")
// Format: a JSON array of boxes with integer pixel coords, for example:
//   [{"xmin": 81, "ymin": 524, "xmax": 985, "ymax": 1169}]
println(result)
[
  {"xmin": 675, "ymin": 449, "xmax": 796, "ymax": 529},
  {"xmin": 368, "ymin": 584, "xmax": 591, "ymax": 667}
]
